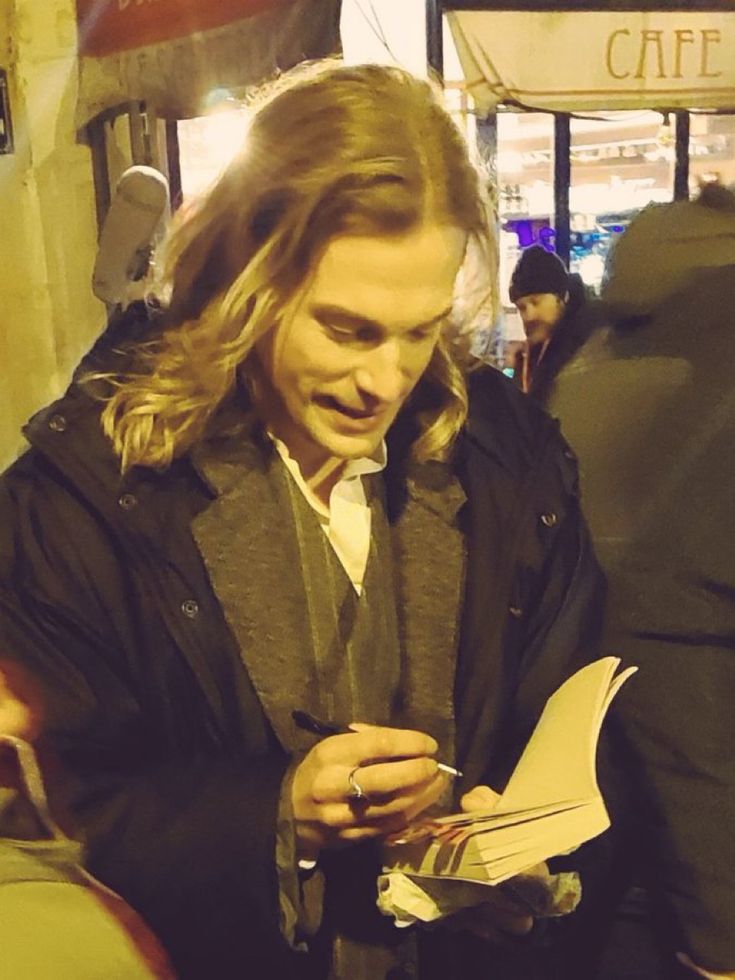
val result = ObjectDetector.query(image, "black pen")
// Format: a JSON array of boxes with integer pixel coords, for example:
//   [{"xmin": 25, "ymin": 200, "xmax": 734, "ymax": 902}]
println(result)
[{"xmin": 291, "ymin": 709, "xmax": 463, "ymax": 777}]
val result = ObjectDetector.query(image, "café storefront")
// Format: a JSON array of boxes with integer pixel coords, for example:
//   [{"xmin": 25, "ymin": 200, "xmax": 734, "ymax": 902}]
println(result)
[
  {"xmin": 429, "ymin": 0, "xmax": 735, "ymax": 340},
  {"xmin": 74, "ymin": 1, "xmax": 735, "ymax": 340}
]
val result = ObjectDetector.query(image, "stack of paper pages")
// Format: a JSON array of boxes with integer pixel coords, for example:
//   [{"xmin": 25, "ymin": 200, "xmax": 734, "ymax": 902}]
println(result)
[{"xmin": 383, "ymin": 656, "xmax": 636, "ymax": 886}]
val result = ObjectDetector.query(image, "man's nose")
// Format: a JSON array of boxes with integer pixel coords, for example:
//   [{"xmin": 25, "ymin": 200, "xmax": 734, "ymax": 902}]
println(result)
[{"xmin": 353, "ymin": 339, "xmax": 405, "ymax": 404}]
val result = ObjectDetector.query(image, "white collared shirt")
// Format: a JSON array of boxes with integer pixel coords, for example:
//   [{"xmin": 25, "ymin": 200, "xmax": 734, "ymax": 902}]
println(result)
[{"xmin": 272, "ymin": 438, "xmax": 387, "ymax": 595}]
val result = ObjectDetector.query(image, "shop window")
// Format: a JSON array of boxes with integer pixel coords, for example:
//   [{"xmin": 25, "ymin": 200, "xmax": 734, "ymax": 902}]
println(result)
[
  {"xmin": 164, "ymin": 102, "xmax": 735, "ymax": 365},
  {"xmin": 176, "ymin": 100, "xmax": 251, "ymax": 205},
  {"xmin": 492, "ymin": 107, "xmax": 735, "ymax": 313},
  {"xmin": 689, "ymin": 111, "xmax": 735, "ymax": 193},
  {"xmin": 496, "ymin": 111, "xmax": 555, "ymax": 349},
  {"xmin": 569, "ymin": 110, "xmax": 674, "ymax": 293}
]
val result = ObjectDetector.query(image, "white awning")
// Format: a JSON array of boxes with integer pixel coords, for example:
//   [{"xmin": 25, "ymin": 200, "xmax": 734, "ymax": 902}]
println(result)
[{"xmin": 447, "ymin": 10, "xmax": 735, "ymax": 113}]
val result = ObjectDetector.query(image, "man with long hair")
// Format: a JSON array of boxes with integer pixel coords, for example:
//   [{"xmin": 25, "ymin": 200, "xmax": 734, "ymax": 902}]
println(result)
[{"xmin": 0, "ymin": 63, "xmax": 602, "ymax": 978}]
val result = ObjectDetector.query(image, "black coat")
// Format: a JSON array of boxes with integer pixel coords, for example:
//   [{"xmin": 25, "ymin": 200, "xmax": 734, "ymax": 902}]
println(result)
[
  {"xmin": 514, "ymin": 274, "xmax": 601, "ymax": 405},
  {"xmin": 0, "ymin": 364, "xmax": 603, "ymax": 979},
  {"xmin": 546, "ymin": 265, "xmax": 735, "ymax": 973}
]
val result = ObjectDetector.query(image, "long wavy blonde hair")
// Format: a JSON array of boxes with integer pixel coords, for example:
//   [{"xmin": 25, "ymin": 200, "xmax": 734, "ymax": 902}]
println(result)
[{"xmin": 98, "ymin": 62, "xmax": 496, "ymax": 472}]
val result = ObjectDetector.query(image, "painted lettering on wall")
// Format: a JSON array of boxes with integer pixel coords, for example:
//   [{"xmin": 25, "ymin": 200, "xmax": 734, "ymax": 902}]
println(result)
[
  {"xmin": 77, "ymin": 0, "xmax": 280, "ymax": 57},
  {"xmin": 605, "ymin": 27, "xmax": 722, "ymax": 81}
]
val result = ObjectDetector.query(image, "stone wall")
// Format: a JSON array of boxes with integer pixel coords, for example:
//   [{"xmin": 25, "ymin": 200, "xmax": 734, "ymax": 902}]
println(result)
[{"xmin": 0, "ymin": 0, "xmax": 105, "ymax": 470}]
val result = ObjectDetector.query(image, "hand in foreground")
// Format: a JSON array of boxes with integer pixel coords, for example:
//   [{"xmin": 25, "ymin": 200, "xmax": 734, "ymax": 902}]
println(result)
[
  {"xmin": 292, "ymin": 723, "xmax": 448, "ymax": 860},
  {"xmin": 440, "ymin": 784, "xmax": 550, "ymax": 942}
]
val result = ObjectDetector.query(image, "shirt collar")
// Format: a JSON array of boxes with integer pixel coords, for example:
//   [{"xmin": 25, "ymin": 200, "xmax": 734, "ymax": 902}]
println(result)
[
  {"xmin": 270, "ymin": 435, "xmax": 387, "ymax": 483},
  {"xmin": 341, "ymin": 440, "xmax": 387, "ymax": 480},
  {"xmin": 269, "ymin": 435, "xmax": 387, "ymax": 520}
]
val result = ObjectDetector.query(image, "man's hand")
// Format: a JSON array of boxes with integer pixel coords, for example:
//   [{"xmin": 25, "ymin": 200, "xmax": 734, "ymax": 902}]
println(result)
[
  {"xmin": 442, "ymin": 783, "xmax": 551, "ymax": 941},
  {"xmin": 460, "ymin": 784, "xmax": 501, "ymax": 812},
  {"xmin": 291, "ymin": 723, "xmax": 448, "ymax": 860}
]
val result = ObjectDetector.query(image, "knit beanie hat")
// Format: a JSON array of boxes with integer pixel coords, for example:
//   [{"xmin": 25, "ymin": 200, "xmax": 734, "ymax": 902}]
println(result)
[{"xmin": 509, "ymin": 245, "xmax": 569, "ymax": 303}]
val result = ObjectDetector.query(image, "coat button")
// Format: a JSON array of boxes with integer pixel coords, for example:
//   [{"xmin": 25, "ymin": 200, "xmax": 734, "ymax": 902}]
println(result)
[
  {"xmin": 540, "ymin": 512, "xmax": 558, "ymax": 527},
  {"xmin": 118, "ymin": 493, "xmax": 138, "ymax": 511},
  {"xmin": 509, "ymin": 605, "xmax": 523, "ymax": 618},
  {"xmin": 48, "ymin": 414, "xmax": 67, "ymax": 432},
  {"xmin": 181, "ymin": 599, "xmax": 199, "ymax": 619}
]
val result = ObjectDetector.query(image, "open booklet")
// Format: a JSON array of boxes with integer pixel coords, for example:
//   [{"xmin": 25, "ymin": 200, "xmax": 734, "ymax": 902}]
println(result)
[{"xmin": 382, "ymin": 656, "xmax": 637, "ymax": 887}]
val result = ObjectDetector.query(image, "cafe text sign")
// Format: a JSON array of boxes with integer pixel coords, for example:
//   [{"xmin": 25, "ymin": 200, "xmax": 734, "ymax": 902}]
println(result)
[
  {"xmin": 448, "ymin": 10, "xmax": 735, "ymax": 111},
  {"xmin": 605, "ymin": 27, "xmax": 722, "ymax": 81}
]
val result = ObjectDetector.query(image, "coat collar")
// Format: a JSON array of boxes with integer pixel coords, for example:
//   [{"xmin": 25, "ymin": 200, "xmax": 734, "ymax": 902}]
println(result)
[
  {"xmin": 190, "ymin": 432, "xmax": 466, "ymax": 765},
  {"xmin": 23, "ymin": 387, "xmax": 472, "ymax": 769},
  {"xmin": 390, "ymin": 457, "xmax": 466, "ymax": 769}
]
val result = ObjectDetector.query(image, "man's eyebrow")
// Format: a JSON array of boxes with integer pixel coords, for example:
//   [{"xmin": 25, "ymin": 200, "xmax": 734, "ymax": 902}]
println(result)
[{"xmin": 310, "ymin": 303, "xmax": 453, "ymax": 332}]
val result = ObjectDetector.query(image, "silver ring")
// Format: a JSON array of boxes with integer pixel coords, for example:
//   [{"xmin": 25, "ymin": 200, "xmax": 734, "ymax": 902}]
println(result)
[{"xmin": 347, "ymin": 766, "xmax": 366, "ymax": 801}]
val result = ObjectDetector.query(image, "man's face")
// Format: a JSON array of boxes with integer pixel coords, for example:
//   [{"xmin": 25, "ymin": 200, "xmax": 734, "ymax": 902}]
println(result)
[
  {"xmin": 254, "ymin": 222, "xmax": 466, "ymax": 474},
  {"xmin": 515, "ymin": 292, "xmax": 566, "ymax": 345}
]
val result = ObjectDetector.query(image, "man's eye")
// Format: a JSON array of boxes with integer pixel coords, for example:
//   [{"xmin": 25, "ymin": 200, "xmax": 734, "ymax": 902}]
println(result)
[
  {"xmin": 324, "ymin": 323, "xmax": 352, "ymax": 339},
  {"xmin": 327, "ymin": 324, "xmax": 376, "ymax": 344},
  {"xmin": 408, "ymin": 324, "xmax": 441, "ymax": 343}
]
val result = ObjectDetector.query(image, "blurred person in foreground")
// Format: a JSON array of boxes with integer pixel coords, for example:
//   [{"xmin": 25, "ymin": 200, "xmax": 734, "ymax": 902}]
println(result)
[
  {"xmin": 0, "ymin": 661, "xmax": 177, "ymax": 978},
  {"xmin": 0, "ymin": 63, "xmax": 603, "ymax": 979},
  {"xmin": 508, "ymin": 244, "xmax": 597, "ymax": 401},
  {"xmin": 545, "ymin": 184, "xmax": 735, "ymax": 980}
]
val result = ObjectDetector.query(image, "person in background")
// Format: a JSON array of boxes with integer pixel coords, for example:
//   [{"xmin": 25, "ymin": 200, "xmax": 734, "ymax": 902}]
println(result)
[
  {"xmin": 601, "ymin": 178, "xmax": 735, "ymax": 319},
  {"xmin": 508, "ymin": 244, "xmax": 596, "ymax": 401},
  {"xmin": 544, "ymin": 186, "xmax": 735, "ymax": 980},
  {"xmin": 0, "ymin": 62, "xmax": 603, "ymax": 979}
]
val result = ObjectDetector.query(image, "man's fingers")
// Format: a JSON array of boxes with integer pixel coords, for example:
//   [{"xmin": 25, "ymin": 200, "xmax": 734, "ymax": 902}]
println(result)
[
  {"xmin": 471, "ymin": 906, "xmax": 534, "ymax": 937},
  {"xmin": 308, "ymin": 771, "xmax": 447, "ymax": 831},
  {"xmin": 482, "ymin": 902, "xmax": 534, "ymax": 935},
  {"xmin": 460, "ymin": 784, "xmax": 501, "ymax": 812},
  {"xmin": 445, "ymin": 902, "xmax": 534, "ymax": 940},
  {"xmin": 310, "ymin": 755, "xmax": 443, "ymax": 805},
  {"xmin": 517, "ymin": 862, "xmax": 551, "ymax": 881},
  {"xmin": 292, "ymin": 723, "xmax": 445, "ymax": 855},
  {"xmin": 341, "ymin": 724, "xmax": 438, "ymax": 763},
  {"xmin": 363, "ymin": 770, "xmax": 447, "ymax": 823},
  {"xmin": 345, "ymin": 756, "xmax": 441, "ymax": 799}
]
